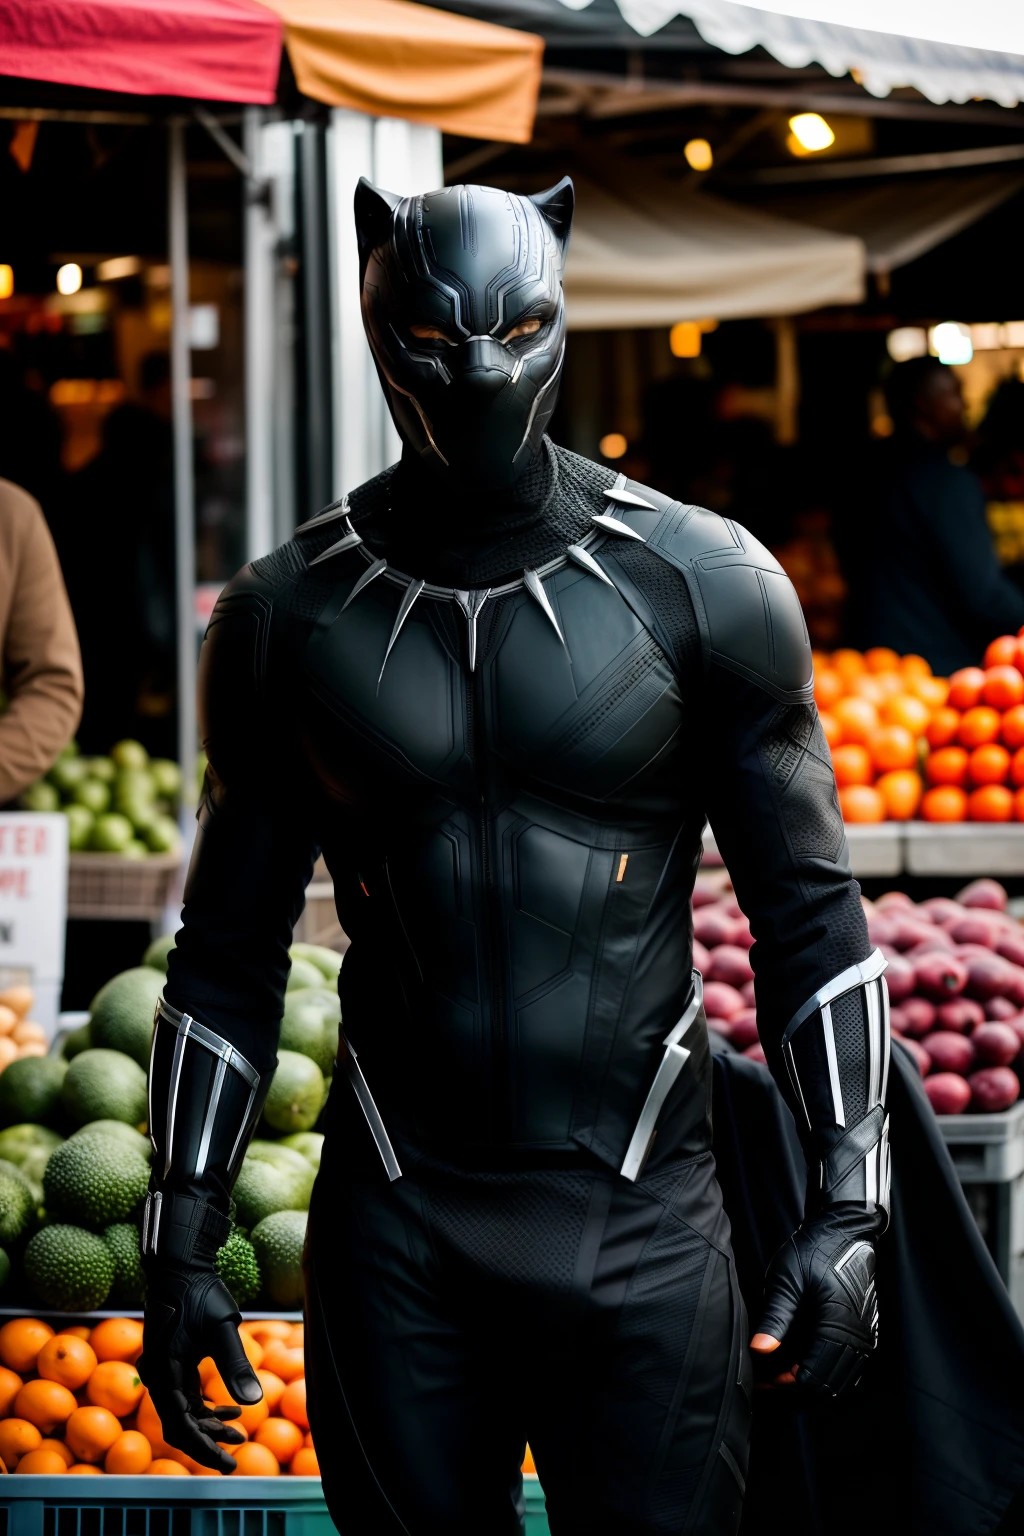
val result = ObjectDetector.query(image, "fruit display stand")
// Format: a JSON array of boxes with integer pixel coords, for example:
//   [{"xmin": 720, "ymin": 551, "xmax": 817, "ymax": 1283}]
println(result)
[
  {"xmin": 2, "ymin": 1472, "xmax": 330, "ymax": 1536},
  {"xmin": 703, "ymin": 824, "xmax": 1024, "ymax": 880},
  {"xmin": 936, "ymin": 1100, "xmax": 1024, "ymax": 1315},
  {"xmin": 65, "ymin": 854, "xmax": 182, "ymax": 923}
]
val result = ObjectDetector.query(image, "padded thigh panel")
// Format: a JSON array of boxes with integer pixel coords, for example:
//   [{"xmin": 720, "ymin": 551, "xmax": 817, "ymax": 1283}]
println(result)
[{"xmin": 633, "ymin": 493, "xmax": 814, "ymax": 703}]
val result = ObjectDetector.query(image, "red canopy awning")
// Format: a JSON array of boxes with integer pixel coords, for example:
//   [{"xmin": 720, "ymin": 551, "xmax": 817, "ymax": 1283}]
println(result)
[{"xmin": 0, "ymin": 0, "xmax": 283, "ymax": 104}]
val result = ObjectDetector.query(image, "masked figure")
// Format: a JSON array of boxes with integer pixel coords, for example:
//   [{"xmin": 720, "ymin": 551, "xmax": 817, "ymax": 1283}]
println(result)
[{"xmin": 139, "ymin": 179, "xmax": 889, "ymax": 1536}]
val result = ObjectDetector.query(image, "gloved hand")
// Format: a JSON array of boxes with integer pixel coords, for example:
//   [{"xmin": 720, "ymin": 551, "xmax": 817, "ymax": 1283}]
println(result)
[
  {"xmin": 750, "ymin": 1207, "xmax": 879, "ymax": 1398},
  {"xmin": 138, "ymin": 1192, "xmax": 263, "ymax": 1473}
]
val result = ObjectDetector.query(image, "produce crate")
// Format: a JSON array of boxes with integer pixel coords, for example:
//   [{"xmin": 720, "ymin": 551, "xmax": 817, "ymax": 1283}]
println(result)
[
  {"xmin": 66, "ymin": 854, "xmax": 182, "ymax": 922},
  {"xmin": 1, "ymin": 1475, "xmax": 328, "ymax": 1536},
  {"xmin": 937, "ymin": 1102, "xmax": 1024, "ymax": 1317}
]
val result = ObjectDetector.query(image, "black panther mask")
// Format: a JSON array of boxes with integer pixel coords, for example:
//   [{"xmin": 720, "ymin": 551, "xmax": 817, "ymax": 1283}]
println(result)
[{"xmin": 355, "ymin": 177, "xmax": 574, "ymax": 493}]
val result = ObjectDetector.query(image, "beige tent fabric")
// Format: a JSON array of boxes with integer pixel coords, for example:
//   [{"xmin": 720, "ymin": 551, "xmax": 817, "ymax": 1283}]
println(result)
[
  {"xmin": 261, "ymin": 0, "xmax": 544, "ymax": 144},
  {"xmin": 559, "ymin": 163, "xmax": 865, "ymax": 329}
]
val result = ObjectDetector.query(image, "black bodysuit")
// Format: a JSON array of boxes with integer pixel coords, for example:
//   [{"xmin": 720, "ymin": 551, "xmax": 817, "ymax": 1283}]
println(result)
[{"xmin": 161, "ymin": 441, "xmax": 874, "ymax": 1534}]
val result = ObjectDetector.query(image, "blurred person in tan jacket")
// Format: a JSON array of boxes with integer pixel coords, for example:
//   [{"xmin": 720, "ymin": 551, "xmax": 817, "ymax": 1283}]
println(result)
[{"xmin": 0, "ymin": 477, "xmax": 83, "ymax": 804}]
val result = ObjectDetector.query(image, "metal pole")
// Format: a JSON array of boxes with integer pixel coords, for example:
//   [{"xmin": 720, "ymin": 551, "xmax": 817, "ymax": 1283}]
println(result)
[
  {"xmin": 169, "ymin": 121, "xmax": 197, "ymax": 808},
  {"xmin": 244, "ymin": 106, "xmax": 275, "ymax": 564}
]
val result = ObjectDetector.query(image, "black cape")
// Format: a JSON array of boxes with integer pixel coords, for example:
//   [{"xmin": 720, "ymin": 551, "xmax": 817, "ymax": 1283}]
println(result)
[{"xmin": 711, "ymin": 1039, "xmax": 1024, "ymax": 1536}]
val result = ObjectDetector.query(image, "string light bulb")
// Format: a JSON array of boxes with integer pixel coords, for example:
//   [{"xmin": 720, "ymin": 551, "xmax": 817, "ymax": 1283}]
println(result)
[
  {"xmin": 787, "ymin": 114, "xmax": 835, "ymax": 155},
  {"xmin": 56, "ymin": 263, "xmax": 83, "ymax": 296},
  {"xmin": 684, "ymin": 139, "xmax": 713, "ymax": 172}
]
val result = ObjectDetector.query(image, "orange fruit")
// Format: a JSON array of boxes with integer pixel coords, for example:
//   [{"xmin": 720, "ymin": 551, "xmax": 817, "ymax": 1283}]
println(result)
[
  {"xmin": 136, "ymin": 1391, "xmax": 173, "ymax": 1457},
  {"xmin": 89, "ymin": 1319, "xmax": 144, "ymax": 1365},
  {"xmin": 900, "ymin": 653, "xmax": 932, "ymax": 679},
  {"xmin": 304, "ymin": 1432, "xmax": 314, "ymax": 1447},
  {"xmin": 0, "ymin": 1420, "xmax": 41, "ymax": 1468},
  {"xmin": 1014, "ymin": 788, "xmax": 1024, "ymax": 821},
  {"xmin": 14, "ymin": 1380, "xmax": 78, "ymax": 1435},
  {"xmin": 279, "ymin": 1379, "xmax": 308, "ymax": 1431},
  {"xmin": 15, "ymin": 1449, "xmax": 68, "ymax": 1475},
  {"xmin": 876, "ymin": 770, "xmax": 922, "ymax": 821},
  {"xmin": 947, "ymin": 668, "xmax": 986, "ymax": 711},
  {"xmin": 813, "ymin": 669, "xmax": 843, "ymax": 711},
  {"xmin": 1002, "ymin": 704, "xmax": 1024, "ymax": 749},
  {"xmin": 291, "ymin": 1447, "xmax": 319, "ymax": 1476},
  {"xmin": 260, "ymin": 1343, "xmax": 305, "ymax": 1384},
  {"xmin": 958, "ymin": 706, "xmax": 1001, "ymax": 748},
  {"xmin": 245, "ymin": 1322, "xmax": 292, "ymax": 1345},
  {"xmin": 0, "ymin": 985, "xmax": 32, "ymax": 1018},
  {"xmin": 832, "ymin": 697, "xmax": 879, "ymax": 745},
  {"xmin": 254, "ymin": 1417, "xmax": 304, "ymax": 1467},
  {"xmin": 0, "ymin": 1366, "xmax": 22, "ymax": 1417},
  {"xmin": 832, "ymin": 649, "xmax": 865, "ymax": 681},
  {"xmin": 286, "ymin": 1325, "xmax": 304, "ymax": 1350},
  {"xmin": 868, "ymin": 725, "xmax": 916, "ymax": 772},
  {"xmin": 231, "ymin": 1441, "xmax": 280, "ymax": 1476},
  {"xmin": 849, "ymin": 674, "xmax": 887, "ymax": 706},
  {"xmin": 968, "ymin": 785, "xmax": 1014, "ymax": 822},
  {"xmin": 241, "ymin": 1334, "xmax": 264, "ymax": 1371},
  {"xmin": 925, "ymin": 707, "xmax": 961, "ymax": 750},
  {"xmin": 37, "ymin": 1439, "xmax": 75, "ymax": 1468},
  {"xmin": 881, "ymin": 693, "xmax": 930, "ymax": 736},
  {"xmin": 910, "ymin": 675, "xmax": 950, "ymax": 709},
  {"xmin": 921, "ymin": 785, "xmax": 968, "ymax": 822},
  {"xmin": 65, "ymin": 1406, "xmax": 122, "ymax": 1463},
  {"xmin": 148, "ymin": 1458, "xmax": 190, "ymax": 1475},
  {"xmin": 983, "ymin": 665, "xmax": 1024, "ymax": 710},
  {"xmin": 87, "ymin": 1360, "xmax": 145, "ymax": 1418},
  {"xmin": 837, "ymin": 785, "xmax": 886, "ymax": 824},
  {"xmin": 255, "ymin": 1371, "xmax": 286, "ymax": 1414},
  {"xmin": 0, "ymin": 1319, "xmax": 54, "ymax": 1375},
  {"xmin": 0, "ymin": 1004, "xmax": 17, "ymax": 1036},
  {"xmin": 983, "ymin": 635, "xmax": 1020, "ymax": 668},
  {"xmin": 202, "ymin": 1374, "xmax": 269, "ymax": 1435},
  {"xmin": 105, "ymin": 1430, "xmax": 154, "ymax": 1475},
  {"xmin": 1011, "ymin": 747, "xmax": 1024, "ymax": 786},
  {"xmin": 831, "ymin": 744, "xmax": 872, "ymax": 788},
  {"xmin": 68, "ymin": 1464, "xmax": 104, "ymax": 1474},
  {"xmin": 969, "ymin": 743, "xmax": 1011, "ymax": 787},
  {"xmin": 37, "ymin": 1334, "xmax": 98, "ymax": 1391},
  {"xmin": 926, "ymin": 746, "xmax": 969, "ymax": 787},
  {"xmin": 819, "ymin": 711, "xmax": 842, "ymax": 750},
  {"xmin": 864, "ymin": 646, "xmax": 900, "ymax": 674},
  {"xmin": 0, "ymin": 1039, "xmax": 18, "ymax": 1073},
  {"xmin": 63, "ymin": 1327, "xmax": 92, "ymax": 1342}
]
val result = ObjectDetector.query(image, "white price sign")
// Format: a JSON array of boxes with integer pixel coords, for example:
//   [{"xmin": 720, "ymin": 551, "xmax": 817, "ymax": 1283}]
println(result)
[{"xmin": 0, "ymin": 813, "xmax": 68, "ymax": 1034}]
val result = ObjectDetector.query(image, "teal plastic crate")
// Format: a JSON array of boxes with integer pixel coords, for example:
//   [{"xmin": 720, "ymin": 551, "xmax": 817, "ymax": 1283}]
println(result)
[{"xmin": 1, "ymin": 1475, "xmax": 550, "ymax": 1536}]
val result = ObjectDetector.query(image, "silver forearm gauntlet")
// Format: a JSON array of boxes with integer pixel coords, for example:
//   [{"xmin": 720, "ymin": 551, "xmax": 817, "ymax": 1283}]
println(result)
[{"xmin": 781, "ymin": 949, "xmax": 891, "ymax": 1221}]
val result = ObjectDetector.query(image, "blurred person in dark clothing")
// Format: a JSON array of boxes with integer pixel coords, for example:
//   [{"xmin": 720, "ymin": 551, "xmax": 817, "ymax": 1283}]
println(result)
[
  {"xmin": 842, "ymin": 358, "xmax": 1024, "ymax": 675},
  {"xmin": 973, "ymin": 378, "xmax": 1024, "ymax": 502}
]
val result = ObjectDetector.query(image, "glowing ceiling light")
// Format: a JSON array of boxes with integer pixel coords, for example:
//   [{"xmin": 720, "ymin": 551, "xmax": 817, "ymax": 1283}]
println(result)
[
  {"xmin": 929, "ymin": 322, "xmax": 973, "ymax": 365},
  {"xmin": 684, "ymin": 138, "xmax": 713, "ymax": 172},
  {"xmin": 787, "ymin": 113, "xmax": 835, "ymax": 154},
  {"xmin": 0, "ymin": 265, "xmax": 12, "ymax": 300},
  {"xmin": 670, "ymin": 321, "xmax": 703, "ymax": 358},
  {"xmin": 886, "ymin": 327, "xmax": 928, "ymax": 363},
  {"xmin": 56, "ymin": 263, "xmax": 83, "ymax": 296},
  {"xmin": 96, "ymin": 255, "xmax": 142, "ymax": 282},
  {"xmin": 599, "ymin": 433, "xmax": 628, "ymax": 459}
]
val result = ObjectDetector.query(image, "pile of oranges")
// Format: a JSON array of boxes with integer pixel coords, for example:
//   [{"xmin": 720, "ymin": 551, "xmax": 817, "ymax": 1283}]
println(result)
[
  {"xmin": 920, "ymin": 632, "xmax": 1024, "ymax": 823},
  {"xmin": 813, "ymin": 647, "xmax": 947, "ymax": 824},
  {"xmin": 0, "ymin": 1316, "xmax": 317, "ymax": 1477}
]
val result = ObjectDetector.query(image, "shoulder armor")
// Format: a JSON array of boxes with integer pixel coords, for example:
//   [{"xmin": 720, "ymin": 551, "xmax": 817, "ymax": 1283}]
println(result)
[{"xmin": 604, "ymin": 481, "xmax": 813, "ymax": 703}]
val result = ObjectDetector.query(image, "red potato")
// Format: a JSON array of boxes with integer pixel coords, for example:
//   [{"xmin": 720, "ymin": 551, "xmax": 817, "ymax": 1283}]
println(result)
[
  {"xmin": 949, "ymin": 916, "xmax": 999, "ymax": 948},
  {"xmin": 703, "ymin": 981, "xmax": 745, "ymax": 1020},
  {"xmin": 900, "ymin": 997, "xmax": 937, "ymax": 1038},
  {"xmin": 888, "ymin": 1005, "xmax": 909, "ymax": 1036},
  {"xmin": 890, "ymin": 917, "xmax": 939, "ymax": 953},
  {"xmin": 925, "ymin": 1073, "xmax": 972, "ymax": 1115},
  {"xmin": 1003, "ymin": 1014, "xmax": 1024, "ymax": 1048},
  {"xmin": 971, "ymin": 1023, "xmax": 1021, "ymax": 1068},
  {"xmin": 995, "ymin": 932, "xmax": 1024, "ymax": 969},
  {"xmin": 907, "ymin": 931, "xmax": 957, "ymax": 958},
  {"xmin": 692, "ymin": 908, "xmax": 733, "ymax": 949},
  {"xmin": 936, "ymin": 998, "xmax": 985, "ymax": 1033},
  {"xmin": 728, "ymin": 1009, "xmax": 760, "ymax": 1051},
  {"xmin": 882, "ymin": 954, "xmax": 915, "ymax": 1003},
  {"xmin": 875, "ymin": 891, "xmax": 915, "ymax": 911},
  {"xmin": 743, "ymin": 1041, "xmax": 767, "ymax": 1066},
  {"xmin": 878, "ymin": 944, "xmax": 900, "ymax": 961},
  {"xmin": 866, "ymin": 915, "xmax": 899, "ymax": 948},
  {"xmin": 708, "ymin": 945, "xmax": 754, "ymax": 989},
  {"xmin": 968, "ymin": 1066, "xmax": 1020, "ymax": 1112},
  {"xmin": 919, "ymin": 897, "xmax": 965, "ymax": 926},
  {"xmin": 956, "ymin": 878, "xmax": 1008, "ymax": 911},
  {"xmin": 740, "ymin": 980, "xmax": 756, "ymax": 1007},
  {"xmin": 692, "ymin": 939, "xmax": 711, "ymax": 974},
  {"xmin": 922, "ymin": 1032, "xmax": 976, "ymax": 1075},
  {"xmin": 912, "ymin": 953, "xmax": 967, "ymax": 1000},
  {"xmin": 726, "ymin": 920, "xmax": 754, "ymax": 951},
  {"xmin": 897, "ymin": 1038, "xmax": 931, "ymax": 1076},
  {"xmin": 706, "ymin": 1016, "xmax": 733, "ymax": 1041},
  {"xmin": 1003, "ymin": 967, "xmax": 1024, "ymax": 1009},
  {"xmin": 719, "ymin": 896, "xmax": 745, "ymax": 920},
  {"xmin": 964, "ymin": 954, "xmax": 1016, "ymax": 1001},
  {"xmin": 984, "ymin": 996, "xmax": 1019, "ymax": 1021},
  {"xmin": 692, "ymin": 880, "xmax": 721, "ymax": 908}
]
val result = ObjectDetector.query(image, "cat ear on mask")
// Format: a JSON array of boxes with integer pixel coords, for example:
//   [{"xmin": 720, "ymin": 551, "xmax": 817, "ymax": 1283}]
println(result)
[
  {"xmin": 529, "ymin": 177, "xmax": 574, "ymax": 255},
  {"xmin": 354, "ymin": 178, "xmax": 402, "ymax": 270}
]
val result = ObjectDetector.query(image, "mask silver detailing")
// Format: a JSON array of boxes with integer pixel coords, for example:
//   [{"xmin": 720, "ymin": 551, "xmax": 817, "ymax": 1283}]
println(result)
[
  {"xmin": 454, "ymin": 588, "xmax": 492, "ymax": 672},
  {"xmin": 378, "ymin": 578, "xmax": 427, "ymax": 693},
  {"xmin": 591, "ymin": 512, "xmax": 647, "ymax": 543},
  {"xmin": 567, "ymin": 543, "xmax": 615, "ymax": 588},
  {"xmin": 341, "ymin": 557, "xmax": 388, "ymax": 612},
  {"xmin": 342, "ymin": 1032, "xmax": 402, "ymax": 1181},
  {"xmin": 604, "ymin": 484, "xmax": 657, "ymax": 511},
  {"xmin": 821, "ymin": 1003, "xmax": 846, "ymax": 1128},
  {"xmin": 621, "ymin": 971, "xmax": 704, "ymax": 1182},
  {"xmin": 295, "ymin": 495, "xmax": 350, "ymax": 534},
  {"xmin": 523, "ymin": 568, "xmax": 569, "ymax": 657},
  {"xmin": 309, "ymin": 528, "xmax": 364, "ymax": 566}
]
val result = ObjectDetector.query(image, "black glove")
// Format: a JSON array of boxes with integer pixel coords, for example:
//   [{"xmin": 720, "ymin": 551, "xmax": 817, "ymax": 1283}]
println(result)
[
  {"xmin": 752, "ymin": 1207, "xmax": 879, "ymax": 1398},
  {"xmin": 138, "ymin": 1191, "xmax": 263, "ymax": 1473}
]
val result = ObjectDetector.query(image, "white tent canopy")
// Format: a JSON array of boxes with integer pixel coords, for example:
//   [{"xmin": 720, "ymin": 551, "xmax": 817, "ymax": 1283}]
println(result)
[
  {"xmin": 560, "ymin": 160, "xmax": 864, "ymax": 328},
  {"xmin": 554, "ymin": 0, "xmax": 1024, "ymax": 106}
]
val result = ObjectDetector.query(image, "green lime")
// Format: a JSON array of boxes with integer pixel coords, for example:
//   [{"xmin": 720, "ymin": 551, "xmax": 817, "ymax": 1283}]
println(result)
[
  {"xmin": 111, "ymin": 740, "xmax": 149, "ymax": 771},
  {"xmin": 49, "ymin": 756, "xmax": 90, "ymax": 795},
  {"xmin": 150, "ymin": 760, "xmax": 183, "ymax": 800},
  {"xmin": 56, "ymin": 739, "xmax": 80, "ymax": 760},
  {"xmin": 142, "ymin": 932, "xmax": 178, "ymax": 972},
  {"xmin": 19, "ymin": 781, "xmax": 60, "ymax": 812},
  {"xmin": 73, "ymin": 778, "xmax": 111, "ymax": 815},
  {"xmin": 143, "ymin": 815, "xmax": 180, "ymax": 855},
  {"xmin": 90, "ymin": 814, "xmax": 135, "ymax": 853},
  {"xmin": 63, "ymin": 804, "xmax": 95, "ymax": 850},
  {"xmin": 286, "ymin": 957, "xmax": 324, "ymax": 993},
  {"xmin": 289, "ymin": 943, "xmax": 343, "ymax": 983},
  {"xmin": 263, "ymin": 1051, "xmax": 326, "ymax": 1134},
  {"xmin": 86, "ymin": 757, "xmax": 116, "ymax": 784},
  {"xmin": 122, "ymin": 840, "xmax": 149, "ymax": 860}
]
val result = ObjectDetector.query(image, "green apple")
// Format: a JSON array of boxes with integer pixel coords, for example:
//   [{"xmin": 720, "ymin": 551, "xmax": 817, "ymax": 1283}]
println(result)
[
  {"xmin": 49, "ymin": 756, "xmax": 90, "ymax": 795},
  {"xmin": 63, "ymin": 804, "xmax": 95, "ymax": 850},
  {"xmin": 19, "ymin": 781, "xmax": 60, "ymax": 812},
  {"xmin": 73, "ymin": 778, "xmax": 111, "ymax": 815},
  {"xmin": 150, "ymin": 759, "xmax": 183, "ymax": 801},
  {"xmin": 90, "ymin": 813, "xmax": 135, "ymax": 852},
  {"xmin": 111, "ymin": 739, "xmax": 149, "ymax": 772},
  {"xmin": 86, "ymin": 757, "xmax": 116, "ymax": 784},
  {"xmin": 144, "ymin": 815, "xmax": 181, "ymax": 855}
]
